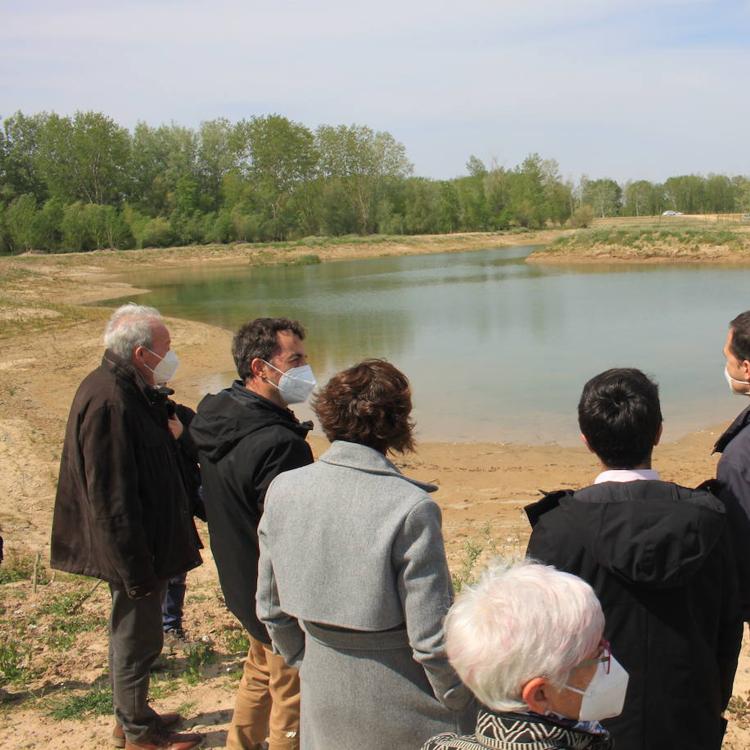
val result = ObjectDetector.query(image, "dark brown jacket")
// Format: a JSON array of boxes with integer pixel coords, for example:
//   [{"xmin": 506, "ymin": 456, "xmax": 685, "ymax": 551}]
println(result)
[{"xmin": 50, "ymin": 352, "xmax": 202, "ymax": 597}]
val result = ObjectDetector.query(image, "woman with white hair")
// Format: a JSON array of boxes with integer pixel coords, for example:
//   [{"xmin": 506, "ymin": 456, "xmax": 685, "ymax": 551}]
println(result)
[{"xmin": 423, "ymin": 559, "xmax": 628, "ymax": 750}]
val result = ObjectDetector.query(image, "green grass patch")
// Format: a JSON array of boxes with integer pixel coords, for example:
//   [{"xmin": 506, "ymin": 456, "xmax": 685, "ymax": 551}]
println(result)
[
  {"xmin": 148, "ymin": 673, "xmax": 180, "ymax": 700},
  {"xmin": 39, "ymin": 591, "xmax": 90, "ymax": 616},
  {"xmin": 278, "ymin": 253, "xmax": 321, "ymax": 267},
  {"xmin": 0, "ymin": 641, "xmax": 30, "ymax": 686},
  {"xmin": 37, "ymin": 590, "xmax": 106, "ymax": 649},
  {"xmin": 0, "ymin": 548, "xmax": 49, "ymax": 585},
  {"xmin": 223, "ymin": 628, "xmax": 250, "ymax": 655},
  {"xmin": 44, "ymin": 613, "xmax": 105, "ymax": 650},
  {"xmin": 183, "ymin": 642, "xmax": 216, "ymax": 685},
  {"xmin": 548, "ymin": 226, "xmax": 747, "ymax": 254},
  {"xmin": 46, "ymin": 684, "xmax": 113, "ymax": 720}
]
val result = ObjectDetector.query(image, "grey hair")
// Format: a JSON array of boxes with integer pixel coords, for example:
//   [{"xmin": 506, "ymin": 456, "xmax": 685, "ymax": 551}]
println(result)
[
  {"xmin": 103, "ymin": 303, "xmax": 164, "ymax": 359},
  {"xmin": 445, "ymin": 559, "xmax": 604, "ymax": 713}
]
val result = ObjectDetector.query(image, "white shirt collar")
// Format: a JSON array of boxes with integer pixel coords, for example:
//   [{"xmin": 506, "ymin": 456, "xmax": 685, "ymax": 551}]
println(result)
[{"xmin": 594, "ymin": 468, "xmax": 660, "ymax": 484}]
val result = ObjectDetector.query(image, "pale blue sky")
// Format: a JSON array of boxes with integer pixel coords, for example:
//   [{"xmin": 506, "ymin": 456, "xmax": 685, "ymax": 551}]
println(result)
[{"xmin": 1, "ymin": 0, "xmax": 748, "ymax": 182}]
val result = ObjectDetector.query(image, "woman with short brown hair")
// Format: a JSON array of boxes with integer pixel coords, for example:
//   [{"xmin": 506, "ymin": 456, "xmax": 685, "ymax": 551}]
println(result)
[{"xmin": 257, "ymin": 359, "xmax": 475, "ymax": 750}]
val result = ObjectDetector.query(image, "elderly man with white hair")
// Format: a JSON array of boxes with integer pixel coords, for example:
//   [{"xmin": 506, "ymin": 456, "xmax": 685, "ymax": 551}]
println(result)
[
  {"xmin": 423, "ymin": 560, "xmax": 627, "ymax": 750},
  {"xmin": 51, "ymin": 304, "xmax": 203, "ymax": 750}
]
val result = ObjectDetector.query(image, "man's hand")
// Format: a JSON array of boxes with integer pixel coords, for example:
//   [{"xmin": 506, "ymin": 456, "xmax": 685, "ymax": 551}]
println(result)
[{"xmin": 168, "ymin": 415, "xmax": 184, "ymax": 440}]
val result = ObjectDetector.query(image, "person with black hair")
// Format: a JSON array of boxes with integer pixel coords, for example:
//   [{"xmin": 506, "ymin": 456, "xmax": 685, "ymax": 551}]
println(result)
[
  {"xmin": 714, "ymin": 311, "xmax": 750, "ymax": 623},
  {"xmin": 525, "ymin": 368, "xmax": 742, "ymax": 750}
]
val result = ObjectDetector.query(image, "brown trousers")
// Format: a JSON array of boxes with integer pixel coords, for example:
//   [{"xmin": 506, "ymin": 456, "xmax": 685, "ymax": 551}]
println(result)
[{"xmin": 227, "ymin": 636, "xmax": 301, "ymax": 750}]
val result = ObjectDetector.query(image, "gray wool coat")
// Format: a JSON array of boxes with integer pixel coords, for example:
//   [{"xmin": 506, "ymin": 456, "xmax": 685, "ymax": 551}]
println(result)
[{"xmin": 257, "ymin": 440, "xmax": 474, "ymax": 750}]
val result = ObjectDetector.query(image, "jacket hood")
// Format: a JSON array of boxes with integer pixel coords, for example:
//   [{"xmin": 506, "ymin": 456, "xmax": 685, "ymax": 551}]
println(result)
[
  {"xmin": 191, "ymin": 381, "xmax": 311, "ymax": 462},
  {"xmin": 563, "ymin": 481, "xmax": 726, "ymax": 588}
]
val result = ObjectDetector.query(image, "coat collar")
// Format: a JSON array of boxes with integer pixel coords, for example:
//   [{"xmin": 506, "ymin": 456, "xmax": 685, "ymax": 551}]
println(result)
[
  {"xmin": 714, "ymin": 403, "xmax": 750, "ymax": 453},
  {"xmin": 469, "ymin": 708, "xmax": 612, "ymax": 749},
  {"xmin": 319, "ymin": 440, "xmax": 437, "ymax": 493},
  {"xmin": 102, "ymin": 350, "xmax": 169, "ymax": 417},
  {"xmin": 102, "ymin": 349, "xmax": 149, "ymax": 395}
]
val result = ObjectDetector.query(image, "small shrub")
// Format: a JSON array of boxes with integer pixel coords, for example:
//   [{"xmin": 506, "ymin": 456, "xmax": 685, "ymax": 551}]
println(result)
[
  {"xmin": 0, "ymin": 641, "xmax": 29, "ymax": 685},
  {"xmin": 141, "ymin": 217, "xmax": 175, "ymax": 248},
  {"xmin": 451, "ymin": 539, "xmax": 484, "ymax": 593},
  {"xmin": 183, "ymin": 642, "xmax": 215, "ymax": 685},
  {"xmin": 567, "ymin": 205, "xmax": 594, "ymax": 229}
]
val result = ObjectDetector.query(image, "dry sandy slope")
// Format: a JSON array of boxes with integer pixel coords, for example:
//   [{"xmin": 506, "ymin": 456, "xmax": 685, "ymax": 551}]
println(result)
[{"xmin": 2, "ymin": 238, "xmax": 750, "ymax": 747}]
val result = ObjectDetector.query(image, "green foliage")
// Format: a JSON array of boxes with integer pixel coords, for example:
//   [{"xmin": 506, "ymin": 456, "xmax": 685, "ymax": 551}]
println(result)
[
  {"xmin": 0, "ymin": 640, "xmax": 29, "ymax": 685},
  {"xmin": 316, "ymin": 124, "xmax": 413, "ymax": 234},
  {"xmin": 46, "ymin": 684, "xmax": 113, "ymax": 720},
  {"xmin": 551, "ymin": 226, "xmax": 745, "ymax": 253},
  {"xmin": 60, "ymin": 202, "xmax": 132, "ymax": 252},
  {"xmin": 581, "ymin": 177, "xmax": 622, "ymax": 218},
  {"xmin": 568, "ymin": 204, "xmax": 594, "ymax": 228},
  {"xmin": 183, "ymin": 642, "xmax": 216, "ymax": 685},
  {"xmin": 223, "ymin": 628, "xmax": 251, "ymax": 655},
  {"xmin": 6, "ymin": 193, "xmax": 38, "ymax": 252},
  {"xmin": 452, "ymin": 538, "xmax": 484, "ymax": 593},
  {"xmin": 37, "ymin": 112, "xmax": 130, "ymax": 205},
  {"xmin": 0, "ymin": 547, "xmax": 48, "ymax": 584},
  {"xmin": 141, "ymin": 217, "xmax": 174, "ymax": 248},
  {"xmin": 1, "ymin": 109, "xmax": 748, "ymax": 253}
]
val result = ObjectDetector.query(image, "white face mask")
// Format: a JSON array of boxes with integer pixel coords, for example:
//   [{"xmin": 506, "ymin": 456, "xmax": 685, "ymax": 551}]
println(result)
[
  {"xmin": 263, "ymin": 361, "xmax": 317, "ymax": 405},
  {"xmin": 145, "ymin": 348, "xmax": 179, "ymax": 384},
  {"xmin": 724, "ymin": 365, "xmax": 750, "ymax": 396},
  {"xmin": 565, "ymin": 654, "xmax": 629, "ymax": 722}
]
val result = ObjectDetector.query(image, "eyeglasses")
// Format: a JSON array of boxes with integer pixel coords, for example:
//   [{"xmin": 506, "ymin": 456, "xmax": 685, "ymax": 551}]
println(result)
[{"xmin": 576, "ymin": 639, "xmax": 611, "ymax": 675}]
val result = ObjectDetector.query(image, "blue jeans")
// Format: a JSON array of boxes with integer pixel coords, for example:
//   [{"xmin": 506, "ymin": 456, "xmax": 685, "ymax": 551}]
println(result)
[{"xmin": 161, "ymin": 573, "xmax": 187, "ymax": 632}]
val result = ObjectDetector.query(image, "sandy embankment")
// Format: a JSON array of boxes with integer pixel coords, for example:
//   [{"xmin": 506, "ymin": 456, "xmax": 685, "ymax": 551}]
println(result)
[{"xmin": 1, "ymin": 234, "xmax": 750, "ymax": 748}]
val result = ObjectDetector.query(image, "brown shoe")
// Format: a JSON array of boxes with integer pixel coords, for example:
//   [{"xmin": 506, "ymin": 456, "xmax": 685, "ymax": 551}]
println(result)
[
  {"xmin": 124, "ymin": 730, "xmax": 203, "ymax": 750},
  {"xmin": 112, "ymin": 713, "xmax": 183, "ymax": 748}
]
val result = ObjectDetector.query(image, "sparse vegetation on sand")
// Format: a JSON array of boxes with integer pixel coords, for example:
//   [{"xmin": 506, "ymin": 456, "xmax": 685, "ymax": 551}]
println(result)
[{"xmin": 529, "ymin": 218, "xmax": 750, "ymax": 263}]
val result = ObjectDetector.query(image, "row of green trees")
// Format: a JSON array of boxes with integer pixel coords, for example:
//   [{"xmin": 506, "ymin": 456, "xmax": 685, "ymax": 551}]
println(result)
[
  {"xmin": 580, "ymin": 175, "xmax": 750, "ymax": 218},
  {"xmin": 1, "ymin": 110, "xmax": 749, "ymax": 254}
]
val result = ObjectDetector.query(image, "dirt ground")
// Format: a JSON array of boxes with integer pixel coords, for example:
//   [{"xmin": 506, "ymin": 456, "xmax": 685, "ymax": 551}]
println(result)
[{"xmin": 2, "ymin": 238, "xmax": 750, "ymax": 747}]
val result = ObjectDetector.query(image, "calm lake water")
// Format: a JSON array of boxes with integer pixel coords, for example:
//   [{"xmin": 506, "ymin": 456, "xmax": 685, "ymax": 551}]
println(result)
[{"xmin": 110, "ymin": 245, "xmax": 749, "ymax": 444}]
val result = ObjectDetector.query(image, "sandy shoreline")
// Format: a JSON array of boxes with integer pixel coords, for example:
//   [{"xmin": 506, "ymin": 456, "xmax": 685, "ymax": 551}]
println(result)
[{"xmin": 2, "ymin": 235, "xmax": 750, "ymax": 748}]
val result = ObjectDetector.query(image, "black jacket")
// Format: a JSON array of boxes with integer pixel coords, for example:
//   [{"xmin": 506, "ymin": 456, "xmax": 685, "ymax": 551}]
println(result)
[
  {"xmin": 714, "ymin": 404, "xmax": 750, "ymax": 620},
  {"xmin": 50, "ymin": 353, "xmax": 202, "ymax": 597},
  {"xmin": 525, "ymin": 480, "xmax": 742, "ymax": 750},
  {"xmin": 190, "ymin": 382, "xmax": 313, "ymax": 642}
]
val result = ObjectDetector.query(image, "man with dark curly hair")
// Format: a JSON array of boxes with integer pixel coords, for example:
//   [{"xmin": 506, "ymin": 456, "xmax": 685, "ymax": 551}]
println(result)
[{"xmin": 191, "ymin": 318, "xmax": 315, "ymax": 750}]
